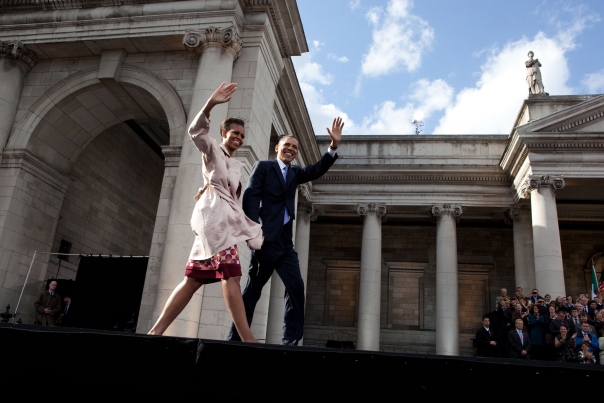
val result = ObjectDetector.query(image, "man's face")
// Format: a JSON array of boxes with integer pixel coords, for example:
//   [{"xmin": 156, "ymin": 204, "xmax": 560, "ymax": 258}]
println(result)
[
  {"xmin": 590, "ymin": 302, "xmax": 597, "ymax": 309},
  {"xmin": 576, "ymin": 303, "xmax": 583, "ymax": 312},
  {"xmin": 532, "ymin": 289, "xmax": 538, "ymax": 296},
  {"xmin": 558, "ymin": 311, "xmax": 566, "ymax": 320},
  {"xmin": 482, "ymin": 318, "xmax": 490, "ymax": 328},
  {"xmin": 501, "ymin": 289, "xmax": 507, "ymax": 296},
  {"xmin": 515, "ymin": 320, "xmax": 523, "ymax": 330},
  {"xmin": 580, "ymin": 315, "xmax": 589, "ymax": 323},
  {"xmin": 582, "ymin": 323, "xmax": 590, "ymax": 333},
  {"xmin": 537, "ymin": 300, "xmax": 545, "ymax": 306},
  {"xmin": 275, "ymin": 136, "xmax": 299, "ymax": 165},
  {"xmin": 571, "ymin": 310, "xmax": 579, "ymax": 318},
  {"xmin": 48, "ymin": 281, "xmax": 57, "ymax": 291},
  {"xmin": 64, "ymin": 296, "xmax": 71, "ymax": 304}
]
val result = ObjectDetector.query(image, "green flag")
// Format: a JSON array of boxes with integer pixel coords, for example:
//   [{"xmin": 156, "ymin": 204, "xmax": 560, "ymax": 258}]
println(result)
[{"xmin": 591, "ymin": 263, "xmax": 599, "ymax": 299}]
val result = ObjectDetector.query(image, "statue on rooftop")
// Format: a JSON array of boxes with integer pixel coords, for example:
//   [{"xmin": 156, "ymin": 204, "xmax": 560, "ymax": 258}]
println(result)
[{"xmin": 525, "ymin": 51, "xmax": 546, "ymax": 95}]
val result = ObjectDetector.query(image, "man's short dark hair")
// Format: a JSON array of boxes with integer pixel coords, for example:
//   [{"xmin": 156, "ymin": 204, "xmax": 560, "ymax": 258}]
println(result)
[
  {"xmin": 580, "ymin": 312, "xmax": 589, "ymax": 318},
  {"xmin": 482, "ymin": 315, "xmax": 489, "ymax": 320},
  {"xmin": 278, "ymin": 134, "xmax": 298, "ymax": 144},
  {"xmin": 220, "ymin": 117, "xmax": 245, "ymax": 134},
  {"xmin": 571, "ymin": 307, "xmax": 578, "ymax": 313}
]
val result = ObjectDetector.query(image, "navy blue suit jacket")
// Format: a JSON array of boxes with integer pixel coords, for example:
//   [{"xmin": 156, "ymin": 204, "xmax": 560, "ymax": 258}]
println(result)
[{"xmin": 242, "ymin": 152, "xmax": 337, "ymax": 242}]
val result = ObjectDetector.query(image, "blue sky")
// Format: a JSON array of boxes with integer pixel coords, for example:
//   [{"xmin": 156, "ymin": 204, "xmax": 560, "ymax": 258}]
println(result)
[{"xmin": 292, "ymin": 0, "xmax": 604, "ymax": 135}]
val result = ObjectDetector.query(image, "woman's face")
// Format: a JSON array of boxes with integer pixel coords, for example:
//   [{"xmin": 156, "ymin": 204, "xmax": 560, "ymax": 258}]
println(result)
[
  {"xmin": 533, "ymin": 306, "xmax": 540, "ymax": 314},
  {"xmin": 221, "ymin": 124, "xmax": 245, "ymax": 154},
  {"xmin": 568, "ymin": 296, "xmax": 573, "ymax": 303},
  {"xmin": 549, "ymin": 307, "xmax": 556, "ymax": 315},
  {"xmin": 545, "ymin": 295, "xmax": 551, "ymax": 302},
  {"xmin": 560, "ymin": 327, "xmax": 567, "ymax": 336},
  {"xmin": 596, "ymin": 312, "xmax": 603, "ymax": 321}
]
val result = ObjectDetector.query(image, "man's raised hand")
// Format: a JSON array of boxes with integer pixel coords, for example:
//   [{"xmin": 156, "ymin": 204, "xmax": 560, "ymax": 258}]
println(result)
[{"xmin": 326, "ymin": 117, "xmax": 344, "ymax": 147}]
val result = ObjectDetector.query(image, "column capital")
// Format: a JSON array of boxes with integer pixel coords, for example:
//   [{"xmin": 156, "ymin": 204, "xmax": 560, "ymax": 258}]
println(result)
[
  {"xmin": 431, "ymin": 204, "xmax": 463, "ymax": 218},
  {"xmin": 297, "ymin": 201, "xmax": 317, "ymax": 221},
  {"xmin": 183, "ymin": 25, "xmax": 243, "ymax": 60},
  {"xmin": 357, "ymin": 203, "xmax": 386, "ymax": 218},
  {"xmin": 0, "ymin": 40, "xmax": 38, "ymax": 71},
  {"xmin": 521, "ymin": 175, "xmax": 565, "ymax": 198}
]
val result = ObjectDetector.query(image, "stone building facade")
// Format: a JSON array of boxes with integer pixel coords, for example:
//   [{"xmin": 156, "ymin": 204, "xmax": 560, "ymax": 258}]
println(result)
[{"xmin": 0, "ymin": 0, "xmax": 603, "ymax": 357}]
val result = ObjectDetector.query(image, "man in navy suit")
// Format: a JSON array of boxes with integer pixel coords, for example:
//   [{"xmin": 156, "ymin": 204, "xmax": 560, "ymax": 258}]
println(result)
[
  {"xmin": 508, "ymin": 318, "xmax": 531, "ymax": 359},
  {"xmin": 227, "ymin": 118, "xmax": 344, "ymax": 345}
]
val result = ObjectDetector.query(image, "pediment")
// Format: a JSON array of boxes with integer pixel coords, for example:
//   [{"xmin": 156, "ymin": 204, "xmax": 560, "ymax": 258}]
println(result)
[{"xmin": 517, "ymin": 94, "xmax": 604, "ymax": 134}]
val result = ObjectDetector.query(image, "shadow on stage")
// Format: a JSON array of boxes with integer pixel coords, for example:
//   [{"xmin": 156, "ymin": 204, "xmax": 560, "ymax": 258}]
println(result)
[{"xmin": 1, "ymin": 323, "xmax": 602, "ymax": 400}]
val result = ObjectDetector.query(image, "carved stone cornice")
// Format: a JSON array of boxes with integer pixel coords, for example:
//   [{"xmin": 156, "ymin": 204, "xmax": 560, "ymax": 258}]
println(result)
[
  {"xmin": 1, "ymin": 148, "xmax": 71, "ymax": 193},
  {"xmin": 160, "ymin": 145, "xmax": 182, "ymax": 168},
  {"xmin": 297, "ymin": 184, "xmax": 311, "ymax": 203},
  {"xmin": 431, "ymin": 204, "xmax": 463, "ymax": 219},
  {"xmin": 0, "ymin": 40, "xmax": 37, "ymax": 71},
  {"xmin": 183, "ymin": 26, "xmax": 242, "ymax": 60}
]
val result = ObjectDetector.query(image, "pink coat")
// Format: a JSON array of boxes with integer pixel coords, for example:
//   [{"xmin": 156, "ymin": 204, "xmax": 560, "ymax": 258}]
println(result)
[{"xmin": 188, "ymin": 114, "xmax": 263, "ymax": 261}]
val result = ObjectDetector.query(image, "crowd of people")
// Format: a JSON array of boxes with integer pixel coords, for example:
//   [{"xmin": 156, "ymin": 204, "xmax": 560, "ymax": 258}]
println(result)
[{"xmin": 476, "ymin": 286, "xmax": 604, "ymax": 364}]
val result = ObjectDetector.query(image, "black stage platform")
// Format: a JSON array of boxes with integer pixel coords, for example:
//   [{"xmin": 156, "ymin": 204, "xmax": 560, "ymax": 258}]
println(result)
[{"xmin": 2, "ymin": 323, "xmax": 602, "ymax": 400}]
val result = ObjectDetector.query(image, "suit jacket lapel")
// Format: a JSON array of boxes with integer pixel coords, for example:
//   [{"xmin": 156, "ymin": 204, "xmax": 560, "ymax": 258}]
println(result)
[
  {"xmin": 285, "ymin": 164, "xmax": 295, "ymax": 188},
  {"xmin": 273, "ymin": 160, "xmax": 286, "ymax": 190}
]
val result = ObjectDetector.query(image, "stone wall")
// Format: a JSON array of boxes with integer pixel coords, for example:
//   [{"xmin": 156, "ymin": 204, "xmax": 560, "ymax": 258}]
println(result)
[{"xmin": 51, "ymin": 122, "xmax": 164, "ymax": 261}]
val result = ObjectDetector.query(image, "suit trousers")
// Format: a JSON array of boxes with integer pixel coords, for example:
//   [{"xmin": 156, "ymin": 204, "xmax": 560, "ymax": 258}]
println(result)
[{"xmin": 228, "ymin": 221, "xmax": 305, "ymax": 345}]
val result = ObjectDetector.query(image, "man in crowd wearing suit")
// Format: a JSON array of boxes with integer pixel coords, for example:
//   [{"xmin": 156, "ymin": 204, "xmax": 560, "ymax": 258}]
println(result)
[
  {"xmin": 57, "ymin": 294, "xmax": 76, "ymax": 327},
  {"xmin": 227, "ymin": 117, "xmax": 344, "ymax": 345},
  {"xmin": 508, "ymin": 318, "xmax": 531, "ymax": 359},
  {"xmin": 33, "ymin": 280, "xmax": 62, "ymax": 326},
  {"xmin": 475, "ymin": 316, "xmax": 497, "ymax": 357},
  {"xmin": 549, "ymin": 308, "xmax": 574, "ymax": 337},
  {"xmin": 575, "ymin": 322, "xmax": 599, "ymax": 355},
  {"xmin": 569, "ymin": 307, "xmax": 582, "ymax": 334},
  {"xmin": 578, "ymin": 312, "xmax": 596, "ymax": 334},
  {"xmin": 528, "ymin": 288, "xmax": 543, "ymax": 305}
]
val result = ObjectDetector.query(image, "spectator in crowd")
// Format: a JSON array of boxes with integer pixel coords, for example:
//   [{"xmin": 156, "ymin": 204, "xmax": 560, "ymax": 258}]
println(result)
[
  {"xmin": 555, "ymin": 296, "xmax": 564, "ymax": 309},
  {"xmin": 577, "ymin": 341, "xmax": 596, "ymax": 364},
  {"xmin": 496, "ymin": 288, "xmax": 508, "ymax": 308},
  {"xmin": 544, "ymin": 294, "xmax": 552, "ymax": 305},
  {"xmin": 527, "ymin": 305, "xmax": 546, "ymax": 359},
  {"xmin": 549, "ymin": 309, "xmax": 573, "ymax": 338},
  {"xmin": 515, "ymin": 287, "xmax": 529, "ymax": 307},
  {"xmin": 554, "ymin": 324, "xmax": 576, "ymax": 362},
  {"xmin": 475, "ymin": 316, "xmax": 497, "ymax": 357},
  {"xmin": 508, "ymin": 318, "xmax": 531, "ymax": 359},
  {"xmin": 565, "ymin": 296, "xmax": 575, "ymax": 310},
  {"xmin": 575, "ymin": 302, "xmax": 584, "ymax": 316},
  {"xmin": 546, "ymin": 305, "xmax": 557, "ymax": 321},
  {"xmin": 492, "ymin": 299, "xmax": 511, "ymax": 358},
  {"xmin": 579, "ymin": 312, "xmax": 596, "ymax": 334},
  {"xmin": 511, "ymin": 302, "xmax": 528, "ymax": 331},
  {"xmin": 535, "ymin": 298, "xmax": 548, "ymax": 316},
  {"xmin": 594, "ymin": 297, "xmax": 603, "ymax": 310},
  {"xmin": 34, "ymin": 280, "xmax": 62, "ymax": 326},
  {"xmin": 574, "ymin": 322, "xmax": 599, "ymax": 355},
  {"xmin": 593, "ymin": 311, "xmax": 603, "ymax": 337},
  {"xmin": 569, "ymin": 307, "xmax": 582, "ymax": 334},
  {"xmin": 529, "ymin": 288, "xmax": 543, "ymax": 305},
  {"xmin": 588, "ymin": 300, "xmax": 598, "ymax": 320},
  {"xmin": 57, "ymin": 294, "xmax": 75, "ymax": 327},
  {"xmin": 599, "ymin": 335, "xmax": 604, "ymax": 365}
]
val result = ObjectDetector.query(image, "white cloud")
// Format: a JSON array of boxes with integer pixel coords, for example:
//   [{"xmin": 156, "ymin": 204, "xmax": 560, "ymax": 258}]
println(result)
[
  {"xmin": 312, "ymin": 40, "xmax": 324, "ymax": 51},
  {"xmin": 327, "ymin": 53, "xmax": 349, "ymax": 63},
  {"xmin": 361, "ymin": 0, "xmax": 434, "ymax": 76},
  {"xmin": 349, "ymin": 0, "xmax": 360, "ymax": 11},
  {"xmin": 295, "ymin": 52, "xmax": 333, "ymax": 86},
  {"xmin": 582, "ymin": 69, "xmax": 604, "ymax": 93},
  {"xmin": 433, "ymin": 9, "xmax": 599, "ymax": 134}
]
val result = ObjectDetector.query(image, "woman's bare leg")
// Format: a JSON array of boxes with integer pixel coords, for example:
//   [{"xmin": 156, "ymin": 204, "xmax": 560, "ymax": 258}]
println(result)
[
  {"xmin": 148, "ymin": 276, "xmax": 203, "ymax": 335},
  {"xmin": 223, "ymin": 276, "xmax": 258, "ymax": 343}
]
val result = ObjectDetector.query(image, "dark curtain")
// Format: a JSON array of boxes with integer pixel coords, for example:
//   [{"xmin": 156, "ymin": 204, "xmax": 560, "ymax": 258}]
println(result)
[{"xmin": 72, "ymin": 256, "xmax": 148, "ymax": 331}]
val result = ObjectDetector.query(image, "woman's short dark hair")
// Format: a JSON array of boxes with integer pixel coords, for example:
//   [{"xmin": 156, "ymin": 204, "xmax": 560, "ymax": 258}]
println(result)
[{"xmin": 220, "ymin": 118, "xmax": 245, "ymax": 134}]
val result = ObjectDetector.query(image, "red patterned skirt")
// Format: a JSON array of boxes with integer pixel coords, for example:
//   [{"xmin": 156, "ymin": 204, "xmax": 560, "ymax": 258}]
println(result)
[{"xmin": 185, "ymin": 245, "xmax": 242, "ymax": 284}]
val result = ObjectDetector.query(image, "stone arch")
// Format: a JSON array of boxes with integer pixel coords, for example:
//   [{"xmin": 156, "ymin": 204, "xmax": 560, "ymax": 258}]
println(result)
[{"xmin": 7, "ymin": 65, "xmax": 186, "ymax": 174}]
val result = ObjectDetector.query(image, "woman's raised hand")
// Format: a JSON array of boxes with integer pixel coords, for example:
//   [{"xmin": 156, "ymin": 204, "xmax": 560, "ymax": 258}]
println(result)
[{"xmin": 209, "ymin": 82, "xmax": 237, "ymax": 106}]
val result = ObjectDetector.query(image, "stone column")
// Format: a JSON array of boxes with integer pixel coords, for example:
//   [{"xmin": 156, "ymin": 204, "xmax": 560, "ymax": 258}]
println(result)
[
  {"xmin": 508, "ymin": 206, "xmax": 536, "ymax": 291},
  {"xmin": 150, "ymin": 26, "xmax": 242, "ymax": 338},
  {"xmin": 357, "ymin": 203, "xmax": 385, "ymax": 351},
  {"xmin": 431, "ymin": 204, "xmax": 462, "ymax": 356},
  {"xmin": 0, "ymin": 40, "xmax": 37, "ymax": 152},
  {"xmin": 524, "ymin": 175, "xmax": 566, "ymax": 297}
]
